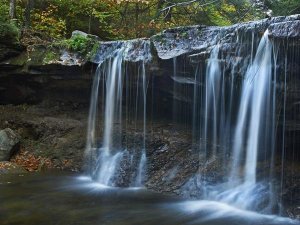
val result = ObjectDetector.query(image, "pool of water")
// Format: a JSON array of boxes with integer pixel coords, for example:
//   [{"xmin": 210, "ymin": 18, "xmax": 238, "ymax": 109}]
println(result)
[{"xmin": 0, "ymin": 173, "xmax": 299, "ymax": 225}]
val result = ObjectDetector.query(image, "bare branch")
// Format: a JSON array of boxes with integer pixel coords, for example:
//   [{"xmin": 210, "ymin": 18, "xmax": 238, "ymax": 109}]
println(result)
[{"xmin": 160, "ymin": 0, "xmax": 219, "ymax": 13}]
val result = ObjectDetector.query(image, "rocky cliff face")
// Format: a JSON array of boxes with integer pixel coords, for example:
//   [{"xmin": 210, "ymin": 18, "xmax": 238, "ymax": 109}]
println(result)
[{"xmin": 1, "ymin": 15, "xmax": 299, "ymax": 105}]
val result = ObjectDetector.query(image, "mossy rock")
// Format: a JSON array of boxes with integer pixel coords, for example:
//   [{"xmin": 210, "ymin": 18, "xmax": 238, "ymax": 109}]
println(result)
[
  {"xmin": 27, "ymin": 45, "xmax": 62, "ymax": 66},
  {"xmin": 52, "ymin": 31, "xmax": 101, "ymax": 62}
]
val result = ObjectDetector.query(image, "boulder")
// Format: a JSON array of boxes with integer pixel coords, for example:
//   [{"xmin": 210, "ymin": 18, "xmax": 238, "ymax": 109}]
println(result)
[
  {"xmin": 0, "ymin": 128, "xmax": 20, "ymax": 161},
  {"xmin": 71, "ymin": 30, "xmax": 100, "ymax": 41},
  {"xmin": 71, "ymin": 30, "xmax": 88, "ymax": 38}
]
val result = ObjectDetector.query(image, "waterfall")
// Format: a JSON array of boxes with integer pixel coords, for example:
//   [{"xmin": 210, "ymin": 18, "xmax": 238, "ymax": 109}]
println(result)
[
  {"xmin": 84, "ymin": 40, "xmax": 150, "ymax": 187},
  {"xmin": 83, "ymin": 16, "xmax": 300, "ymax": 216},
  {"xmin": 176, "ymin": 29, "xmax": 279, "ymax": 213}
]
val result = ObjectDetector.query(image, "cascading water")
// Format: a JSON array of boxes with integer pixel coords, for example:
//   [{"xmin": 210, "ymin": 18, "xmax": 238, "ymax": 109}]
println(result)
[
  {"xmin": 96, "ymin": 48, "xmax": 124, "ymax": 185},
  {"xmin": 133, "ymin": 62, "xmax": 147, "ymax": 187},
  {"xmin": 84, "ymin": 40, "xmax": 150, "ymax": 187},
  {"xmin": 230, "ymin": 31, "xmax": 273, "ymax": 184},
  {"xmin": 216, "ymin": 30, "xmax": 276, "ymax": 211},
  {"xmin": 202, "ymin": 45, "xmax": 222, "ymax": 159},
  {"xmin": 83, "ymin": 15, "xmax": 300, "ymax": 219},
  {"xmin": 173, "ymin": 29, "xmax": 282, "ymax": 213}
]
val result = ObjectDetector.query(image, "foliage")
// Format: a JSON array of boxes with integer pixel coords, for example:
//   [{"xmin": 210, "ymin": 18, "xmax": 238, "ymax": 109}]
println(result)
[
  {"xmin": 0, "ymin": 1, "xmax": 10, "ymax": 22},
  {"xmin": 0, "ymin": 0, "xmax": 298, "ymax": 42},
  {"xmin": 0, "ymin": 21, "xmax": 20, "ymax": 44},
  {"xmin": 50, "ymin": 0, "xmax": 116, "ymax": 39},
  {"xmin": 43, "ymin": 51, "xmax": 59, "ymax": 64},
  {"xmin": 53, "ymin": 34, "xmax": 100, "ymax": 60},
  {"xmin": 0, "ymin": 0, "xmax": 19, "ymax": 44},
  {"xmin": 265, "ymin": 0, "xmax": 300, "ymax": 16},
  {"xmin": 31, "ymin": 4, "xmax": 66, "ymax": 39},
  {"xmin": 66, "ymin": 35, "xmax": 93, "ymax": 53}
]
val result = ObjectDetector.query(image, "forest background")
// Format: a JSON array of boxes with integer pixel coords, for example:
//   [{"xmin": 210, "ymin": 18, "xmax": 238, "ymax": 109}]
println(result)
[{"xmin": 1, "ymin": 0, "xmax": 299, "ymax": 45}]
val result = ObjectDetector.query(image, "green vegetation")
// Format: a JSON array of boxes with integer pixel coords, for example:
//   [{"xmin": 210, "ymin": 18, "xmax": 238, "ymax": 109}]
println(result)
[
  {"xmin": 0, "ymin": 0, "xmax": 19, "ymax": 44},
  {"xmin": 266, "ymin": 0, "xmax": 300, "ymax": 16},
  {"xmin": 64, "ymin": 35, "xmax": 94, "ymax": 54},
  {"xmin": 52, "ymin": 34, "xmax": 100, "ymax": 60},
  {"xmin": 43, "ymin": 51, "xmax": 59, "ymax": 64},
  {"xmin": 0, "ymin": 22, "xmax": 19, "ymax": 44},
  {"xmin": 0, "ymin": 0, "xmax": 299, "ymax": 44}
]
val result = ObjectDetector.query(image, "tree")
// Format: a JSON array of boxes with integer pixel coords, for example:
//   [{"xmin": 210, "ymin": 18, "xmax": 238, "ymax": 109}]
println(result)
[
  {"xmin": 9, "ymin": 0, "xmax": 16, "ymax": 19},
  {"xmin": 24, "ymin": 0, "xmax": 34, "ymax": 28},
  {"xmin": 0, "ymin": 0, "xmax": 271, "ymax": 41},
  {"xmin": 266, "ymin": 0, "xmax": 300, "ymax": 16}
]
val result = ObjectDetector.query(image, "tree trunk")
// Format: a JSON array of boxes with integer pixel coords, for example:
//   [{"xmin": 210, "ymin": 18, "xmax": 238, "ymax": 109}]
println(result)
[
  {"xmin": 88, "ymin": 15, "xmax": 92, "ymax": 34},
  {"xmin": 9, "ymin": 0, "xmax": 16, "ymax": 19},
  {"xmin": 135, "ymin": 3, "xmax": 139, "ymax": 38},
  {"xmin": 156, "ymin": 0, "xmax": 165, "ymax": 17},
  {"xmin": 24, "ymin": 0, "xmax": 34, "ymax": 28}
]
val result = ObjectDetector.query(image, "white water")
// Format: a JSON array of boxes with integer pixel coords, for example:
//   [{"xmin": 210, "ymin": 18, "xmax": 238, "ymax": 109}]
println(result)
[
  {"xmin": 202, "ymin": 46, "xmax": 222, "ymax": 158},
  {"xmin": 244, "ymin": 31, "xmax": 272, "ymax": 184},
  {"xmin": 230, "ymin": 30, "xmax": 273, "ymax": 185},
  {"xmin": 85, "ymin": 41, "xmax": 149, "ymax": 187},
  {"xmin": 85, "ymin": 65, "xmax": 102, "ymax": 161},
  {"xmin": 202, "ymin": 31, "xmax": 276, "ymax": 211},
  {"xmin": 134, "ymin": 62, "xmax": 147, "ymax": 187},
  {"xmin": 174, "ymin": 30, "xmax": 279, "ymax": 212},
  {"xmin": 102, "ymin": 50, "xmax": 124, "ymax": 153}
]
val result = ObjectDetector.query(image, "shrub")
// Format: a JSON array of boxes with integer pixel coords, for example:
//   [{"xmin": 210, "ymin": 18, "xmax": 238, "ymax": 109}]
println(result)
[
  {"xmin": 0, "ymin": 1, "xmax": 19, "ymax": 44},
  {"xmin": 53, "ymin": 34, "xmax": 100, "ymax": 59},
  {"xmin": 0, "ymin": 21, "xmax": 20, "ymax": 44}
]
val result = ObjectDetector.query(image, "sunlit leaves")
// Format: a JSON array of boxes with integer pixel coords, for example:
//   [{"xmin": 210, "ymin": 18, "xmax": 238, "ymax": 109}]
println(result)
[{"xmin": 32, "ymin": 4, "xmax": 67, "ymax": 39}]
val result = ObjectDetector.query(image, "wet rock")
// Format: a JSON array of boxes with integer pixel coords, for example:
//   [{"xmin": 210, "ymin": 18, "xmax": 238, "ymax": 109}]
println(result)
[
  {"xmin": 151, "ymin": 15, "xmax": 300, "ymax": 59},
  {"xmin": 269, "ymin": 21, "xmax": 300, "ymax": 38},
  {"xmin": 0, "ymin": 128, "xmax": 20, "ymax": 161},
  {"xmin": 92, "ymin": 39, "xmax": 152, "ymax": 64}
]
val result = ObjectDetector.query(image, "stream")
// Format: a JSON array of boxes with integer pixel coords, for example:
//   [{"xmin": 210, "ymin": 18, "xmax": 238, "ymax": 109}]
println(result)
[{"xmin": 0, "ymin": 173, "xmax": 299, "ymax": 225}]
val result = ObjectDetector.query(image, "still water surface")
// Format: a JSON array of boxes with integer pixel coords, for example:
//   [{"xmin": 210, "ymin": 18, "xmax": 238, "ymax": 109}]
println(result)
[{"xmin": 0, "ymin": 173, "xmax": 299, "ymax": 225}]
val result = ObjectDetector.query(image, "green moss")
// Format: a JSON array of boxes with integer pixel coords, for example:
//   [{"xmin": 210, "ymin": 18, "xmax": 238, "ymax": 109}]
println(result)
[{"xmin": 43, "ymin": 51, "xmax": 59, "ymax": 64}]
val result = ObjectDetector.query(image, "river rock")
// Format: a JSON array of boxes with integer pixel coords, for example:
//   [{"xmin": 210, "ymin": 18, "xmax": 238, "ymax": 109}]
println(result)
[{"xmin": 0, "ymin": 128, "xmax": 20, "ymax": 161}]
